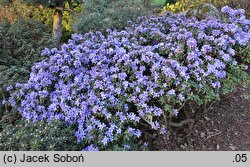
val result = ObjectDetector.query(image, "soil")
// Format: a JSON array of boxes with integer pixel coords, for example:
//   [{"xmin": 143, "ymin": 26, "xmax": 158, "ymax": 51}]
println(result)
[{"xmin": 152, "ymin": 83, "xmax": 250, "ymax": 151}]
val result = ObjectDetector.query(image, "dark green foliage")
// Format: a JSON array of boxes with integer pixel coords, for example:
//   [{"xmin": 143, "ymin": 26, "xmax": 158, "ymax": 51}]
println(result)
[
  {"xmin": 0, "ymin": 19, "xmax": 55, "ymax": 131},
  {"xmin": 107, "ymin": 142, "xmax": 149, "ymax": 151},
  {"xmin": 0, "ymin": 119, "xmax": 84, "ymax": 151},
  {"xmin": 73, "ymin": 0, "xmax": 147, "ymax": 34},
  {"xmin": 221, "ymin": 65, "xmax": 249, "ymax": 95},
  {"xmin": 0, "ymin": 18, "xmax": 54, "ymax": 91},
  {"xmin": 237, "ymin": 46, "xmax": 250, "ymax": 64},
  {"xmin": 165, "ymin": 0, "xmax": 176, "ymax": 5},
  {"xmin": 0, "ymin": 0, "xmax": 11, "ymax": 5}
]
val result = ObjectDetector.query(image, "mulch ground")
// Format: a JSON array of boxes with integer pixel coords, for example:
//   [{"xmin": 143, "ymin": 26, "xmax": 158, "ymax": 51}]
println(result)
[{"xmin": 152, "ymin": 82, "xmax": 250, "ymax": 151}]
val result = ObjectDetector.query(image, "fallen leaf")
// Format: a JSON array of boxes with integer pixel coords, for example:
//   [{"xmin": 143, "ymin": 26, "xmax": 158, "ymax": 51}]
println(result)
[
  {"xmin": 204, "ymin": 116, "xmax": 210, "ymax": 121},
  {"xmin": 229, "ymin": 146, "xmax": 237, "ymax": 150}
]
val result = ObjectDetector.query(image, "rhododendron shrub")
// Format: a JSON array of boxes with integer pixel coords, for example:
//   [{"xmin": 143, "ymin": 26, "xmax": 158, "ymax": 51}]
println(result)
[{"xmin": 4, "ymin": 6, "xmax": 250, "ymax": 150}]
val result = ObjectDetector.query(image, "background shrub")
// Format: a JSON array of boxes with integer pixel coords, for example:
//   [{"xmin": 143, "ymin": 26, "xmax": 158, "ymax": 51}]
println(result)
[
  {"xmin": 163, "ymin": 0, "xmax": 250, "ymax": 18},
  {"xmin": 0, "ymin": 0, "xmax": 34, "ymax": 23},
  {"xmin": 0, "ymin": 119, "xmax": 84, "ymax": 151},
  {"xmin": 32, "ymin": 2, "xmax": 83, "ymax": 42},
  {"xmin": 73, "ymin": 0, "xmax": 147, "ymax": 35},
  {"xmin": 0, "ymin": 18, "xmax": 55, "ymax": 141},
  {"xmin": 0, "ymin": 18, "xmax": 54, "ymax": 95},
  {"xmin": 0, "ymin": 0, "xmax": 81, "ymax": 42}
]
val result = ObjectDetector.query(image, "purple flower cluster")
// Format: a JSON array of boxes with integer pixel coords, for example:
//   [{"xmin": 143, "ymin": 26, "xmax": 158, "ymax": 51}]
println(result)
[{"xmin": 5, "ymin": 6, "xmax": 250, "ymax": 150}]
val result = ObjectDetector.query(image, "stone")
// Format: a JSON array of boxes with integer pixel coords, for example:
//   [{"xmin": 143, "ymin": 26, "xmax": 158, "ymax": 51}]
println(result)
[{"xmin": 186, "ymin": 3, "xmax": 220, "ymax": 20}]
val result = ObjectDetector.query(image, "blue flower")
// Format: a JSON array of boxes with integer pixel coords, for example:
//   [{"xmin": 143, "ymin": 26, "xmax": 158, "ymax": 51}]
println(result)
[
  {"xmin": 173, "ymin": 109, "xmax": 179, "ymax": 117},
  {"xmin": 212, "ymin": 82, "xmax": 221, "ymax": 88},
  {"xmin": 186, "ymin": 38, "xmax": 197, "ymax": 48},
  {"xmin": 168, "ymin": 89, "xmax": 175, "ymax": 95},
  {"xmin": 83, "ymin": 145, "xmax": 99, "ymax": 151},
  {"xmin": 222, "ymin": 54, "xmax": 231, "ymax": 62},
  {"xmin": 6, "ymin": 86, "xmax": 13, "ymax": 91}
]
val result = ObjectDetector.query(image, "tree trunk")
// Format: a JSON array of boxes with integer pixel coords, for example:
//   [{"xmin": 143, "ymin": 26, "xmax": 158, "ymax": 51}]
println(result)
[
  {"xmin": 53, "ymin": 10, "xmax": 63, "ymax": 47},
  {"xmin": 143, "ymin": 0, "xmax": 150, "ymax": 7}
]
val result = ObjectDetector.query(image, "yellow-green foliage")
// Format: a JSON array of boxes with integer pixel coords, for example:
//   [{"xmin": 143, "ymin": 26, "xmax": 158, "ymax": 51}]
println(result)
[
  {"xmin": 62, "ymin": 3, "xmax": 83, "ymax": 33},
  {"xmin": 32, "ymin": 7, "xmax": 53, "ymax": 32},
  {"xmin": 0, "ymin": 0, "xmax": 83, "ymax": 35},
  {"xmin": 163, "ymin": 0, "xmax": 250, "ymax": 16},
  {"xmin": 163, "ymin": 0, "xmax": 189, "ymax": 13},
  {"xmin": 163, "ymin": 0, "xmax": 230, "ymax": 13},
  {"xmin": 33, "ymin": 3, "xmax": 83, "ymax": 33}
]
